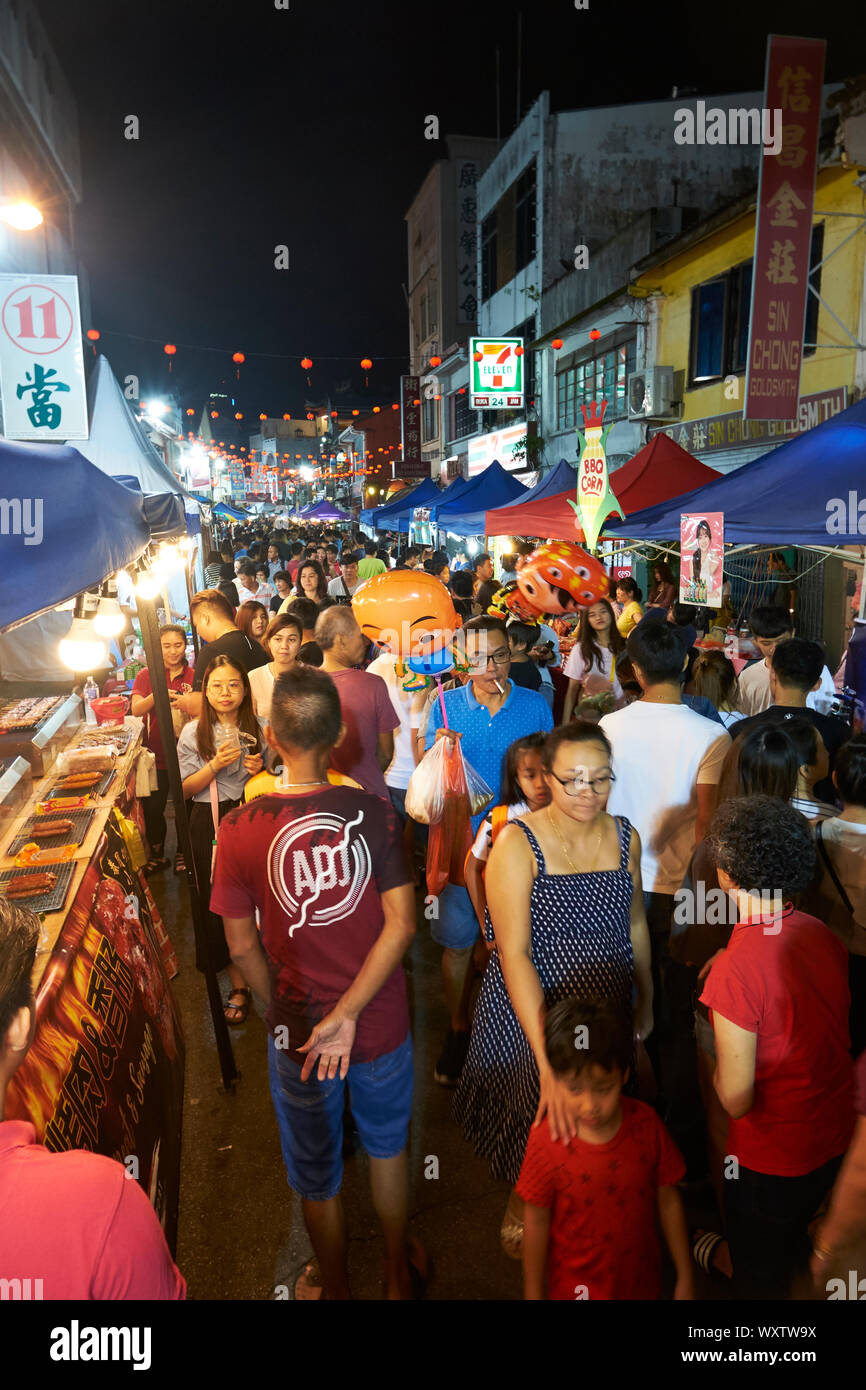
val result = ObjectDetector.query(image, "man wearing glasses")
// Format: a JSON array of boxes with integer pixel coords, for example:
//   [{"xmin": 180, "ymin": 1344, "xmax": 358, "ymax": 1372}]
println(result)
[{"xmin": 421, "ymin": 616, "xmax": 553, "ymax": 1085}]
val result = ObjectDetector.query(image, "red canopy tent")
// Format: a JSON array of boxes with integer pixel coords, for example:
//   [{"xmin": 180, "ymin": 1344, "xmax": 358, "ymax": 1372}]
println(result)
[{"xmin": 483, "ymin": 433, "xmax": 720, "ymax": 541}]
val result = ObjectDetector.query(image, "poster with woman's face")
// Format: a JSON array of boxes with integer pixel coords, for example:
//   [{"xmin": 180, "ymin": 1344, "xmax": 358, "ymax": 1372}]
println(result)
[{"xmin": 680, "ymin": 512, "xmax": 724, "ymax": 608}]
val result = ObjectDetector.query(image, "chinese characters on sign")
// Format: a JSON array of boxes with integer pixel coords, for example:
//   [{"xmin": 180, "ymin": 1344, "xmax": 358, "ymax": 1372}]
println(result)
[
  {"xmin": 456, "ymin": 160, "xmax": 479, "ymax": 323},
  {"xmin": 651, "ymin": 389, "xmax": 846, "ymax": 455},
  {"xmin": 0, "ymin": 275, "xmax": 89, "ymax": 440},
  {"xmin": 400, "ymin": 375, "xmax": 426, "ymax": 478},
  {"xmin": 744, "ymin": 36, "xmax": 826, "ymax": 421},
  {"xmin": 469, "ymin": 338, "xmax": 524, "ymax": 410}
]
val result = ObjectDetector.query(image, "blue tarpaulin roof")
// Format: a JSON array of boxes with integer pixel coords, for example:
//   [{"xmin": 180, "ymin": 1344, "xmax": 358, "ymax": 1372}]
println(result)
[
  {"xmin": 361, "ymin": 477, "xmax": 442, "ymax": 531},
  {"xmin": 115, "ymin": 476, "xmax": 186, "ymax": 538},
  {"xmin": 431, "ymin": 461, "xmax": 529, "ymax": 536},
  {"xmin": 213, "ymin": 501, "xmax": 249, "ymax": 521},
  {"xmin": 0, "ymin": 437, "xmax": 154, "ymax": 634},
  {"xmin": 606, "ymin": 396, "xmax": 866, "ymax": 545}
]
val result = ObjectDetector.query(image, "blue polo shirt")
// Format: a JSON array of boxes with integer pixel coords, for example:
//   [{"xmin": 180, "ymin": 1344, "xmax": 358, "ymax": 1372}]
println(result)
[{"xmin": 425, "ymin": 680, "xmax": 553, "ymax": 830}]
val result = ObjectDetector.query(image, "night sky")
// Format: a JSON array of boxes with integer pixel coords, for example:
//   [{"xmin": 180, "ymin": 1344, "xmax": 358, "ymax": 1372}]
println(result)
[{"xmin": 35, "ymin": 0, "xmax": 859, "ymax": 426}]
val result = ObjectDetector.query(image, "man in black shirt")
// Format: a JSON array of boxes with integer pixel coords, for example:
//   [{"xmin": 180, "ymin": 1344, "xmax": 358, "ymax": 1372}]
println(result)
[
  {"xmin": 720, "ymin": 637, "xmax": 845, "ymax": 804},
  {"xmin": 173, "ymin": 589, "xmax": 269, "ymax": 718}
]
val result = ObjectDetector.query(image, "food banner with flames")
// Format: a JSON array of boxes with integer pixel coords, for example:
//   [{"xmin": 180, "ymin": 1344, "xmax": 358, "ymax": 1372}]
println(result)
[
  {"xmin": 6, "ymin": 815, "xmax": 184, "ymax": 1248},
  {"xmin": 568, "ymin": 400, "xmax": 625, "ymax": 551}
]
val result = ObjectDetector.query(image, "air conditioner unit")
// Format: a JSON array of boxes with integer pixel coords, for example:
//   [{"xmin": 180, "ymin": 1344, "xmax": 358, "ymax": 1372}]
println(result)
[{"xmin": 627, "ymin": 366, "xmax": 676, "ymax": 420}]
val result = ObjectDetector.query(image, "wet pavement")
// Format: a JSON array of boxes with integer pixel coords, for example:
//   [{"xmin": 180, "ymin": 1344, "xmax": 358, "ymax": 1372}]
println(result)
[{"xmin": 151, "ymin": 808, "xmax": 727, "ymax": 1302}]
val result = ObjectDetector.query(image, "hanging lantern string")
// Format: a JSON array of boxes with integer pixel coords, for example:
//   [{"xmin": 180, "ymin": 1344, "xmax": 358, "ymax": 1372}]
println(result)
[{"xmin": 87, "ymin": 327, "xmax": 407, "ymax": 361}]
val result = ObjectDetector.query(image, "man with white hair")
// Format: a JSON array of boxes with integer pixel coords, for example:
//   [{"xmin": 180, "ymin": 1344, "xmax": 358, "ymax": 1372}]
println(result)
[{"xmin": 316, "ymin": 606, "xmax": 399, "ymax": 798}]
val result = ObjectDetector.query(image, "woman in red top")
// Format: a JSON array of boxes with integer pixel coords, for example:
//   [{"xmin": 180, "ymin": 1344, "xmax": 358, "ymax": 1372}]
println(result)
[
  {"xmin": 131, "ymin": 624, "xmax": 194, "ymax": 873},
  {"xmin": 701, "ymin": 794, "xmax": 856, "ymax": 1299}
]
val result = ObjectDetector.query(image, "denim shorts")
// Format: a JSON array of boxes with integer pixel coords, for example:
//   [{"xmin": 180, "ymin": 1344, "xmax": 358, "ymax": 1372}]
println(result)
[
  {"xmin": 267, "ymin": 1031, "xmax": 413, "ymax": 1200},
  {"xmin": 429, "ymin": 883, "xmax": 480, "ymax": 950}
]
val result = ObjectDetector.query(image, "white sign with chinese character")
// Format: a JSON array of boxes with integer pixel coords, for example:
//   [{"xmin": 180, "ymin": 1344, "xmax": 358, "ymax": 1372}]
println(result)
[
  {"xmin": 0, "ymin": 274, "xmax": 89, "ymax": 441},
  {"xmin": 469, "ymin": 337, "xmax": 524, "ymax": 409}
]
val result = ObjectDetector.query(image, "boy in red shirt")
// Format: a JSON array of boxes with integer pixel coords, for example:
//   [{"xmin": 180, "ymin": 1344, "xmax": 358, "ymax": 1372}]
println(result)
[
  {"xmin": 517, "ymin": 996, "xmax": 692, "ymax": 1300},
  {"xmin": 701, "ymin": 794, "xmax": 856, "ymax": 1299}
]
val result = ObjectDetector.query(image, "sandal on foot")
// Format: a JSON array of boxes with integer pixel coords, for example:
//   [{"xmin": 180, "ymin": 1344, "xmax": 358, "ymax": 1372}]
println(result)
[
  {"xmin": 293, "ymin": 1258, "xmax": 323, "ymax": 1301},
  {"xmin": 692, "ymin": 1228, "xmax": 730, "ymax": 1280},
  {"xmin": 224, "ymin": 987, "xmax": 251, "ymax": 1025},
  {"xmin": 174, "ymin": 851, "xmax": 185, "ymax": 873},
  {"xmin": 143, "ymin": 855, "xmax": 170, "ymax": 874}
]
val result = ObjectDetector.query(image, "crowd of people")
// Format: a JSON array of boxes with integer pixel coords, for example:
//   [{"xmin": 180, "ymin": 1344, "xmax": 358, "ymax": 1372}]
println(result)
[{"xmin": 2, "ymin": 521, "xmax": 865, "ymax": 1303}]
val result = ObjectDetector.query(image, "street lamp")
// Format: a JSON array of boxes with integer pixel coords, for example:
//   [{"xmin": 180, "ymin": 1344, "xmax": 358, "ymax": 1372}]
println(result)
[{"xmin": 0, "ymin": 201, "xmax": 43, "ymax": 231}]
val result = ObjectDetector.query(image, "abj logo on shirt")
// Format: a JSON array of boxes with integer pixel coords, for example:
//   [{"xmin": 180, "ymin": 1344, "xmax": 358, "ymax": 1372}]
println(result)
[{"xmin": 267, "ymin": 809, "xmax": 371, "ymax": 935}]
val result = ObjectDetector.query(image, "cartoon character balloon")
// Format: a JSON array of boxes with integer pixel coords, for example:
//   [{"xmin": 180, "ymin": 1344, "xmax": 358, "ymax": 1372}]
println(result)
[
  {"xmin": 351, "ymin": 569, "xmax": 463, "ymax": 682},
  {"xmin": 496, "ymin": 542, "xmax": 610, "ymax": 622}
]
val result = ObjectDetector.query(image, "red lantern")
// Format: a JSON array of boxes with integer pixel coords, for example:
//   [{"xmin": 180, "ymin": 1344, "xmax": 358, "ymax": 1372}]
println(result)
[
  {"xmin": 235, "ymin": 412, "xmax": 243, "ymax": 420},
  {"xmin": 232, "ymin": 350, "xmax": 245, "ymax": 380},
  {"xmin": 283, "ymin": 413, "xmax": 291, "ymax": 420},
  {"xmin": 458, "ymin": 387, "xmax": 466, "ymax": 395},
  {"xmin": 391, "ymin": 403, "xmax": 399, "ymax": 410},
  {"xmin": 352, "ymin": 409, "xmax": 360, "ymax": 416},
  {"xmin": 86, "ymin": 328, "xmax": 100, "ymax": 356},
  {"xmin": 413, "ymin": 398, "xmax": 421, "ymax": 406},
  {"xmin": 429, "ymin": 355, "xmax": 441, "ymax": 368},
  {"xmin": 551, "ymin": 338, "xmax": 563, "ymax": 350},
  {"xmin": 210, "ymin": 410, "xmax": 219, "ymax": 419},
  {"xmin": 589, "ymin": 328, "xmax": 601, "ymax": 340},
  {"xmin": 300, "ymin": 357, "xmax": 313, "ymax": 370},
  {"xmin": 372, "ymin": 405, "xmax": 380, "ymax": 413},
  {"xmin": 473, "ymin": 350, "xmax": 482, "ymax": 361},
  {"xmin": 185, "ymin": 407, "xmax": 195, "ymax": 416},
  {"xmin": 259, "ymin": 412, "xmax": 267, "ymax": 421},
  {"xmin": 515, "ymin": 346, "xmax": 524, "ymax": 357}
]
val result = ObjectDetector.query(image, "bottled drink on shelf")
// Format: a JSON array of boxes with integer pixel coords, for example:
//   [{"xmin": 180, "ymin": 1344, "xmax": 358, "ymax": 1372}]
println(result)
[{"xmin": 83, "ymin": 676, "xmax": 99, "ymax": 725}]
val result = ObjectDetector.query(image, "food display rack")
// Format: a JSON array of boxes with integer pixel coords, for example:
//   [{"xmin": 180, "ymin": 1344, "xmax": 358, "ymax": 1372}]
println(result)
[{"xmin": 0, "ymin": 692, "xmax": 82, "ymax": 777}]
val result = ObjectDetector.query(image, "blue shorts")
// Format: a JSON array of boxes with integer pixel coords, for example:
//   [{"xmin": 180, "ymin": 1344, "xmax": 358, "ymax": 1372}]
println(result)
[
  {"xmin": 430, "ymin": 883, "xmax": 479, "ymax": 951},
  {"xmin": 267, "ymin": 1032, "xmax": 414, "ymax": 1201}
]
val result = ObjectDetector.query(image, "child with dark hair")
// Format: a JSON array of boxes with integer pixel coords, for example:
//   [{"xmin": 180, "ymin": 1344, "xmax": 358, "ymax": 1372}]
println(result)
[
  {"xmin": 506, "ymin": 621, "xmax": 543, "ymax": 692},
  {"xmin": 700, "ymin": 794, "xmax": 855, "ymax": 1299},
  {"xmin": 465, "ymin": 732, "xmax": 550, "ymax": 937},
  {"xmin": 517, "ymin": 996, "xmax": 690, "ymax": 1300}
]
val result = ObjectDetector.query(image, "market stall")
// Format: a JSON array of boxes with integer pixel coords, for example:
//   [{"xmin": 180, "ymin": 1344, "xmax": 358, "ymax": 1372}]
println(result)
[
  {"xmin": 483, "ymin": 434, "xmax": 720, "ymax": 541},
  {"xmin": 1, "ymin": 713, "xmax": 184, "ymax": 1243},
  {"xmin": 0, "ymin": 435, "xmax": 195, "ymax": 1246}
]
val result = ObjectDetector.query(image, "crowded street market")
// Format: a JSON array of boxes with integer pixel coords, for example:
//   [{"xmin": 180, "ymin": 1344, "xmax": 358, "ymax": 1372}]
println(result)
[{"xmin": 0, "ymin": 0, "xmax": 865, "ymax": 1362}]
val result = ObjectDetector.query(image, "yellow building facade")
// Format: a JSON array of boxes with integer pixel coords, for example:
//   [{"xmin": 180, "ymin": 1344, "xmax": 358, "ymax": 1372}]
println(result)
[{"xmin": 632, "ymin": 164, "xmax": 866, "ymax": 469}]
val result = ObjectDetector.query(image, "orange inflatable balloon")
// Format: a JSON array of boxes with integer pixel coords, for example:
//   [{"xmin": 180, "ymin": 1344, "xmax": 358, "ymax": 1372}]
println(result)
[{"xmin": 352, "ymin": 569, "xmax": 462, "ymax": 676}]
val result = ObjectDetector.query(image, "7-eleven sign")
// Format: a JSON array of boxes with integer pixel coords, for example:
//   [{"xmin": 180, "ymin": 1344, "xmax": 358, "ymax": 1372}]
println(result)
[{"xmin": 470, "ymin": 337, "xmax": 524, "ymax": 409}]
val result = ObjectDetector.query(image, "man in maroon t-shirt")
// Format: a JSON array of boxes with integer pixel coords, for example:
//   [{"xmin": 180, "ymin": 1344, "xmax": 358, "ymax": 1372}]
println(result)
[
  {"xmin": 700, "ymin": 795, "xmax": 855, "ymax": 1299},
  {"xmin": 210, "ymin": 664, "xmax": 426, "ymax": 1300},
  {"xmin": 0, "ymin": 900, "xmax": 185, "ymax": 1299},
  {"xmin": 315, "ymin": 605, "xmax": 399, "ymax": 798}
]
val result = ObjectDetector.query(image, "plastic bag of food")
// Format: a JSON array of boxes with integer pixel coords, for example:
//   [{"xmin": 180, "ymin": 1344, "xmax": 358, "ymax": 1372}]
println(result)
[
  {"xmin": 425, "ymin": 739, "xmax": 474, "ymax": 896},
  {"xmin": 57, "ymin": 745, "xmax": 117, "ymax": 774},
  {"xmin": 405, "ymin": 736, "xmax": 493, "ymax": 825}
]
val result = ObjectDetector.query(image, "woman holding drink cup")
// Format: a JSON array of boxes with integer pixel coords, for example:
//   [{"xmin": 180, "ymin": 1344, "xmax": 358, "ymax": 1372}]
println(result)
[{"xmin": 177, "ymin": 655, "xmax": 265, "ymax": 1023}]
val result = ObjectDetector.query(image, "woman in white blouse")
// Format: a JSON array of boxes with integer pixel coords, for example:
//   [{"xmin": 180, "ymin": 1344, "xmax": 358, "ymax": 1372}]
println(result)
[
  {"xmin": 562, "ymin": 599, "xmax": 625, "ymax": 722},
  {"xmin": 247, "ymin": 613, "xmax": 303, "ymax": 721}
]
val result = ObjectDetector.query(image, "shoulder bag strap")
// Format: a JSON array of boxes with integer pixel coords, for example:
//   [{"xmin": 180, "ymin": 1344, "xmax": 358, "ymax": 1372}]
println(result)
[{"xmin": 815, "ymin": 820, "xmax": 854, "ymax": 913}]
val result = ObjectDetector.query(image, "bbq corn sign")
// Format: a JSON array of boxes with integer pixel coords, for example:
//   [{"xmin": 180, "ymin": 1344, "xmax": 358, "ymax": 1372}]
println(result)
[
  {"xmin": 469, "ymin": 337, "xmax": 524, "ymax": 409},
  {"xmin": 569, "ymin": 400, "xmax": 625, "ymax": 550}
]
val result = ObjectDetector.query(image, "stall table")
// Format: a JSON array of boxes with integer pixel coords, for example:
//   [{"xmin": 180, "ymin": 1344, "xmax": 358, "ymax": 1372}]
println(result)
[{"xmin": 1, "ymin": 714, "xmax": 184, "ymax": 1247}]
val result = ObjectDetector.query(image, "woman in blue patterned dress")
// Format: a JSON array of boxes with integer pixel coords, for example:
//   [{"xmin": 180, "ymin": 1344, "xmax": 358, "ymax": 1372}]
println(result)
[{"xmin": 453, "ymin": 721, "xmax": 654, "ymax": 1255}]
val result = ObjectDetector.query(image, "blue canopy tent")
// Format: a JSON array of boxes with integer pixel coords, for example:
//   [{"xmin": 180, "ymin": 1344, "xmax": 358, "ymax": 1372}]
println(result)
[
  {"xmin": 115, "ymin": 476, "xmax": 186, "ymax": 538},
  {"xmin": 304, "ymin": 498, "xmax": 353, "ymax": 522},
  {"xmin": 361, "ymin": 477, "xmax": 442, "ymax": 531},
  {"xmin": 430, "ymin": 460, "xmax": 529, "ymax": 537},
  {"xmin": 605, "ymin": 396, "xmax": 866, "ymax": 545},
  {"xmin": 0, "ymin": 438, "xmax": 155, "ymax": 634},
  {"xmin": 213, "ymin": 501, "xmax": 249, "ymax": 522}
]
